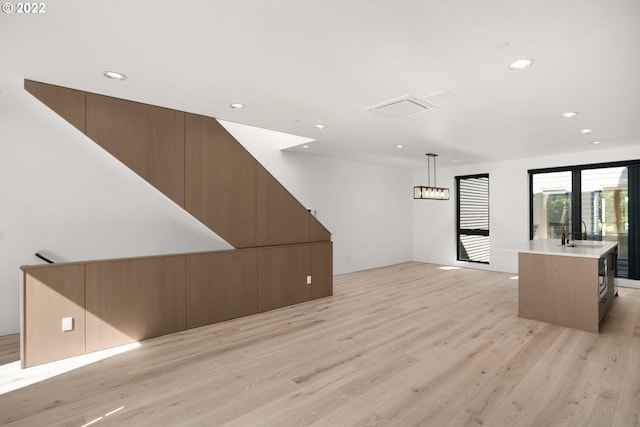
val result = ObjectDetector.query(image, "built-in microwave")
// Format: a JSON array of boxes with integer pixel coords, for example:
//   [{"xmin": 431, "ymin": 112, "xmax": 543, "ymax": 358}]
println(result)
[{"xmin": 598, "ymin": 256, "xmax": 608, "ymax": 299}]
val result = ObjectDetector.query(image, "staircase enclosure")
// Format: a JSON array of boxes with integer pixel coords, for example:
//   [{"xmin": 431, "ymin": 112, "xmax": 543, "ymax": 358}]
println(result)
[{"xmin": 20, "ymin": 80, "xmax": 332, "ymax": 368}]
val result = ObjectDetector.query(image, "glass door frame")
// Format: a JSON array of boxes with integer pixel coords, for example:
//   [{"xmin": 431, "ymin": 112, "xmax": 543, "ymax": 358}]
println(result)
[{"xmin": 529, "ymin": 159, "xmax": 640, "ymax": 280}]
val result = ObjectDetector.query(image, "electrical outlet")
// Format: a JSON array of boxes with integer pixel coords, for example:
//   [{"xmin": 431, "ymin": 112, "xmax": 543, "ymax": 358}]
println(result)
[
  {"xmin": 61, "ymin": 317, "xmax": 74, "ymax": 332},
  {"xmin": 306, "ymin": 275, "xmax": 312, "ymax": 285}
]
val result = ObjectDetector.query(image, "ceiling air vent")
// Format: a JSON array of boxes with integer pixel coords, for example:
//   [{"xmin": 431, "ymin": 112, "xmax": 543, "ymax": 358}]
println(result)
[{"xmin": 365, "ymin": 94, "xmax": 437, "ymax": 119}]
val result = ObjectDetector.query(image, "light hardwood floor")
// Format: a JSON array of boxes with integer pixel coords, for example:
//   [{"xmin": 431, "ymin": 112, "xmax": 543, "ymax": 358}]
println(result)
[{"xmin": 1, "ymin": 262, "xmax": 639, "ymax": 426}]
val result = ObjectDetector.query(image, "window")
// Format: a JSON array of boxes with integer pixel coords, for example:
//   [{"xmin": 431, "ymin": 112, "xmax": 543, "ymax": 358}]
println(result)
[
  {"xmin": 531, "ymin": 171, "xmax": 571, "ymax": 239},
  {"xmin": 530, "ymin": 161, "xmax": 640, "ymax": 280},
  {"xmin": 457, "ymin": 174, "xmax": 489, "ymax": 264}
]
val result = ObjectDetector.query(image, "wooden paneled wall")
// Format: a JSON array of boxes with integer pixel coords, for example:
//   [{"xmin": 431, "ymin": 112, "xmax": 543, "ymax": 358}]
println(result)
[
  {"xmin": 21, "ymin": 79, "xmax": 333, "ymax": 368},
  {"xmin": 23, "ymin": 80, "xmax": 86, "ymax": 132},
  {"xmin": 185, "ymin": 114, "xmax": 257, "ymax": 248},
  {"xmin": 86, "ymin": 94, "xmax": 186, "ymax": 207},
  {"xmin": 24, "ymin": 79, "xmax": 332, "ymax": 248},
  {"xmin": 21, "ymin": 242, "xmax": 333, "ymax": 368},
  {"xmin": 186, "ymin": 249, "xmax": 258, "ymax": 329},
  {"xmin": 20, "ymin": 264, "xmax": 85, "ymax": 368},
  {"xmin": 85, "ymin": 256, "xmax": 187, "ymax": 353},
  {"xmin": 256, "ymin": 165, "xmax": 312, "ymax": 246}
]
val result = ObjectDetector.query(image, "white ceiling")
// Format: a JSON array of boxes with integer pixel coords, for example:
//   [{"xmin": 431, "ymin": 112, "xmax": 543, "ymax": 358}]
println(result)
[{"xmin": 1, "ymin": 0, "xmax": 639, "ymax": 169}]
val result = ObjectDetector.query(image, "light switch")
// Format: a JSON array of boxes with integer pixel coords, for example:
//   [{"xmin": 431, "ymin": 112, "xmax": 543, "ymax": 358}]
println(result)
[
  {"xmin": 306, "ymin": 275, "xmax": 312, "ymax": 285},
  {"xmin": 61, "ymin": 317, "xmax": 74, "ymax": 332}
]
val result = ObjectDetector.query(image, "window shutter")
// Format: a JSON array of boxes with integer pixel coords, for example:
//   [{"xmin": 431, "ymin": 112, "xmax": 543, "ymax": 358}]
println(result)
[{"xmin": 457, "ymin": 175, "xmax": 490, "ymax": 263}]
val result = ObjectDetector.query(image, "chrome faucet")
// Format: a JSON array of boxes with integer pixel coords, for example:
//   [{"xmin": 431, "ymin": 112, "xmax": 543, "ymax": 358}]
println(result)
[{"xmin": 561, "ymin": 217, "xmax": 587, "ymax": 245}]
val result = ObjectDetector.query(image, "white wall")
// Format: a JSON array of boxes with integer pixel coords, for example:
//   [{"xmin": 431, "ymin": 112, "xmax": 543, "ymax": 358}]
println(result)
[
  {"xmin": 413, "ymin": 145, "xmax": 640, "ymax": 274},
  {"xmin": 220, "ymin": 121, "xmax": 414, "ymax": 275},
  {"xmin": 0, "ymin": 92, "xmax": 232, "ymax": 335}
]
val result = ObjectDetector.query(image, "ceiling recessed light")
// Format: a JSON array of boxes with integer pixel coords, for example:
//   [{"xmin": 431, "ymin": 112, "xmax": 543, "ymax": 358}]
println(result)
[
  {"xmin": 395, "ymin": 144, "xmax": 404, "ymax": 149},
  {"xmin": 230, "ymin": 103, "xmax": 244, "ymax": 110},
  {"xmin": 508, "ymin": 58, "xmax": 534, "ymax": 70},
  {"xmin": 591, "ymin": 140, "xmax": 603, "ymax": 145},
  {"xmin": 580, "ymin": 129, "xmax": 593, "ymax": 134},
  {"xmin": 561, "ymin": 112, "xmax": 578, "ymax": 118},
  {"xmin": 314, "ymin": 124, "xmax": 326, "ymax": 130},
  {"xmin": 103, "ymin": 71, "xmax": 127, "ymax": 81},
  {"xmin": 452, "ymin": 159, "xmax": 460, "ymax": 163},
  {"xmin": 301, "ymin": 144, "xmax": 311, "ymax": 150}
]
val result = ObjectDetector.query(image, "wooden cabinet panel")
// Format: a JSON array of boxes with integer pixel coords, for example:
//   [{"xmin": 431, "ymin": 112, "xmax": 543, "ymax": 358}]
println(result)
[
  {"xmin": 185, "ymin": 114, "xmax": 256, "ymax": 248},
  {"xmin": 518, "ymin": 253, "xmax": 599, "ymax": 332},
  {"xmin": 85, "ymin": 94, "xmax": 185, "ymax": 206},
  {"xmin": 256, "ymin": 165, "xmax": 310, "ymax": 246},
  {"xmin": 310, "ymin": 215, "xmax": 331, "ymax": 242},
  {"xmin": 258, "ymin": 245, "xmax": 312, "ymax": 312},
  {"xmin": 186, "ymin": 249, "xmax": 258, "ymax": 328},
  {"xmin": 311, "ymin": 242, "xmax": 333, "ymax": 299},
  {"xmin": 22, "ymin": 264, "xmax": 86, "ymax": 368},
  {"xmin": 85, "ymin": 256, "xmax": 186, "ymax": 352},
  {"xmin": 24, "ymin": 80, "xmax": 86, "ymax": 133}
]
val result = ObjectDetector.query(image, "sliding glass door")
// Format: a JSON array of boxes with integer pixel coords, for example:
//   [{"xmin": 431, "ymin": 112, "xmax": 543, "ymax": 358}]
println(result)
[
  {"xmin": 531, "ymin": 171, "xmax": 571, "ymax": 240},
  {"xmin": 581, "ymin": 167, "xmax": 628, "ymax": 276},
  {"xmin": 530, "ymin": 161, "xmax": 639, "ymax": 280}
]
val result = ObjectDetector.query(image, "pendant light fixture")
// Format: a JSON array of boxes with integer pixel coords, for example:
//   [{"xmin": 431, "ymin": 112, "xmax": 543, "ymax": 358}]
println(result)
[{"xmin": 413, "ymin": 153, "xmax": 450, "ymax": 200}]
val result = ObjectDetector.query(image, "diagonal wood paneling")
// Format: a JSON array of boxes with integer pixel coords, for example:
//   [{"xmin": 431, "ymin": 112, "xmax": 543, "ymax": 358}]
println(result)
[
  {"xmin": 256, "ymin": 164, "xmax": 311, "ymax": 246},
  {"xmin": 185, "ymin": 114, "xmax": 256, "ymax": 248},
  {"xmin": 24, "ymin": 79, "xmax": 86, "ymax": 133},
  {"xmin": 25, "ymin": 80, "xmax": 332, "ymax": 247},
  {"xmin": 310, "ymin": 214, "xmax": 331, "ymax": 242},
  {"xmin": 85, "ymin": 93, "xmax": 186, "ymax": 207}
]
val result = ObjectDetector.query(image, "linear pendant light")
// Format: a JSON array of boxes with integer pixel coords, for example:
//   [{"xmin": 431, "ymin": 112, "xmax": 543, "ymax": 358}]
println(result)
[{"xmin": 413, "ymin": 153, "xmax": 450, "ymax": 200}]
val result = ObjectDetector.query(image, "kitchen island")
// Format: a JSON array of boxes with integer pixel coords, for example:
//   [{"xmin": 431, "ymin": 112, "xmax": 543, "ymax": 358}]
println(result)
[{"xmin": 517, "ymin": 239, "xmax": 618, "ymax": 332}]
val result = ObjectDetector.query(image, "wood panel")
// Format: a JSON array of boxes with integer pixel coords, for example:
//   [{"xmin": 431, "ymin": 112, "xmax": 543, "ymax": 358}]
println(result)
[
  {"xmin": 518, "ymin": 253, "xmax": 599, "ymax": 332},
  {"xmin": 85, "ymin": 256, "xmax": 186, "ymax": 352},
  {"xmin": 186, "ymin": 249, "xmax": 258, "ymax": 329},
  {"xmin": 256, "ymin": 164, "xmax": 310, "ymax": 246},
  {"xmin": 257, "ymin": 244, "xmax": 312, "ymax": 312},
  {"xmin": 310, "ymin": 214, "xmax": 331, "ymax": 242},
  {"xmin": 25, "ymin": 81, "xmax": 333, "ymax": 248},
  {"xmin": 21, "ymin": 264, "xmax": 85, "ymax": 368},
  {"xmin": 185, "ymin": 114, "xmax": 256, "ymax": 248},
  {"xmin": 24, "ymin": 79, "xmax": 86, "ymax": 133},
  {"xmin": 85, "ymin": 93, "xmax": 186, "ymax": 206},
  {"xmin": 311, "ymin": 241, "xmax": 333, "ymax": 299}
]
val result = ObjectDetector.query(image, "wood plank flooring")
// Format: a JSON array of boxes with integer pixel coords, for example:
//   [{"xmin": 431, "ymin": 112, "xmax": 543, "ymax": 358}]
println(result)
[{"xmin": 1, "ymin": 261, "xmax": 639, "ymax": 426}]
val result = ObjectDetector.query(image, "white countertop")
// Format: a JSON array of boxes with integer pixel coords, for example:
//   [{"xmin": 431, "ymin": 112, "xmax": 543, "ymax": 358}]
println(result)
[{"xmin": 515, "ymin": 239, "xmax": 618, "ymax": 258}]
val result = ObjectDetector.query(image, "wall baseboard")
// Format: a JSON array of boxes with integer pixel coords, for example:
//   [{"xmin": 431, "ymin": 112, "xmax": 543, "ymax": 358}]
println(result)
[{"xmin": 617, "ymin": 278, "xmax": 640, "ymax": 289}]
